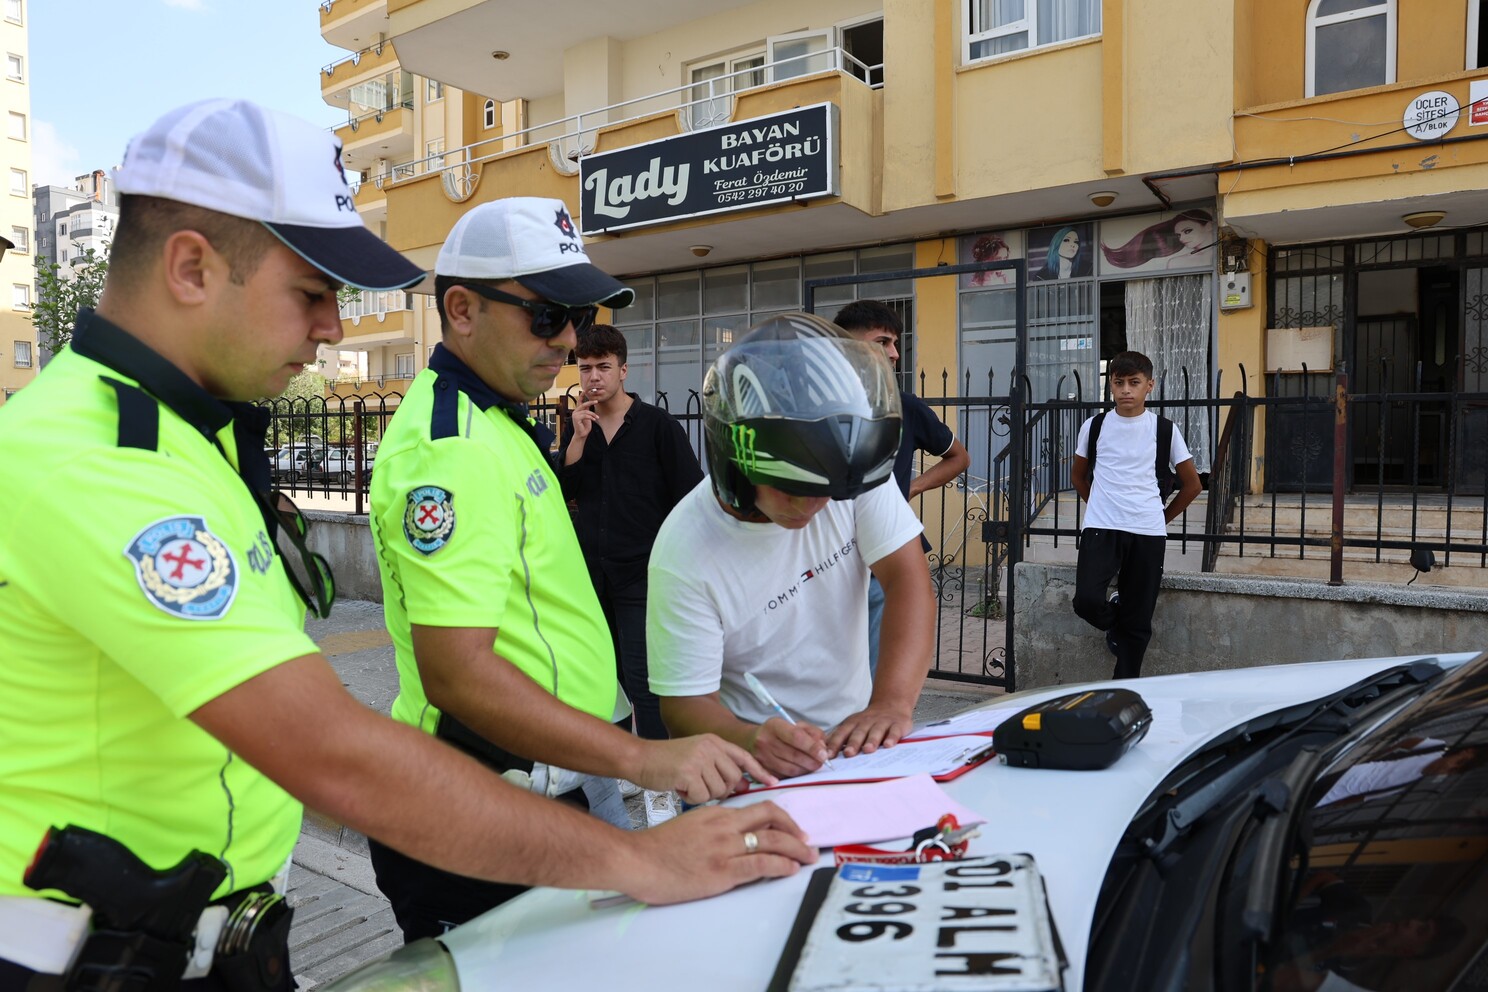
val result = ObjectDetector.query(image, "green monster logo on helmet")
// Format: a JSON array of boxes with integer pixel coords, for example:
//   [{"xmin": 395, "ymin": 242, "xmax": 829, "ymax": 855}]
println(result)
[{"xmin": 729, "ymin": 423, "xmax": 757, "ymax": 474}]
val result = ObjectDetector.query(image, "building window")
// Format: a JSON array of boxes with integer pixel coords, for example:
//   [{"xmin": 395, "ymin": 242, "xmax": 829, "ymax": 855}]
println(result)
[
  {"xmin": 613, "ymin": 244, "xmax": 916, "ymax": 406},
  {"xmin": 13, "ymin": 339, "xmax": 31, "ymax": 367},
  {"xmin": 394, "ymin": 352, "xmax": 415, "ymax": 377},
  {"xmin": 8, "ymin": 168, "xmax": 23, "ymax": 196},
  {"xmin": 1306, "ymin": 0, "xmax": 1395, "ymax": 97},
  {"xmin": 483, "ymin": 99, "xmax": 496, "ymax": 129},
  {"xmin": 7, "ymin": 111, "xmax": 23, "ymax": 141},
  {"xmin": 5, "ymin": 53, "xmax": 21, "ymax": 81},
  {"xmin": 965, "ymin": 0, "xmax": 1101, "ymax": 62},
  {"xmin": 425, "ymin": 78, "xmax": 443, "ymax": 102},
  {"xmin": 1470, "ymin": 0, "xmax": 1488, "ymax": 68},
  {"xmin": 688, "ymin": 51, "xmax": 765, "ymax": 129},
  {"xmin": 9, "ymin": 226, "xmax": 25, "ymax": 252},
  {"xmin": 424, "ymin": 138, "xmax": 444, "ymax": 171},
  {"xmin": 3, "ymin": 0, "xmax": 19, "ymax": 25},
  {"xmin": 12, "ymin": 284, "xmax": 29, "ymax": 310}
]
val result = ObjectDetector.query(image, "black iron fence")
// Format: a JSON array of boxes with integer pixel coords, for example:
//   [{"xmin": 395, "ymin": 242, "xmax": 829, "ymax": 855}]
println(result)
[{"xmin": 260, "ymin": 367, "xmax": 1488, "ymax": 690}]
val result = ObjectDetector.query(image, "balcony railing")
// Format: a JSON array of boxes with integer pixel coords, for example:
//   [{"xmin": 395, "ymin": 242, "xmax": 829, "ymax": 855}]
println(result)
[
  {"xmin": 322, "ymin": 39, "xmax": 390, "ymax": 77},
  {"xmin": 339, "ymin": 101, "xmax": 413, "ymax": 133},
  {"xmin": 357, "ymin": 46, "xmax": 879, "ymax": 196},
  {"xmin": 340, "ymin": 289, "xmax": 411, "ymax": 320}
]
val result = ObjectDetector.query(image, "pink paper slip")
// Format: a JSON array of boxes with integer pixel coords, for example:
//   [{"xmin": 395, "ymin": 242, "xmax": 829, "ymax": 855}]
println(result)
[{"xmin": 725, "ymin": 772, "xmax": 986, "ymax": 849}]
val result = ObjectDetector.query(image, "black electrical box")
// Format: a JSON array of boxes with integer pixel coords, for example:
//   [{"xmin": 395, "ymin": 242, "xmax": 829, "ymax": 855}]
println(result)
[{"xmin": 994, "ymin": 688, "xmax": 1152, "ymax": 771}]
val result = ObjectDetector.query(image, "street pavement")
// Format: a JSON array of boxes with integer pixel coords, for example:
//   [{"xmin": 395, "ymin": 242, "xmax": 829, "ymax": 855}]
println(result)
[{"xmin": 289, "ymin": 599, "xmax": 1002, "ymax": 988}]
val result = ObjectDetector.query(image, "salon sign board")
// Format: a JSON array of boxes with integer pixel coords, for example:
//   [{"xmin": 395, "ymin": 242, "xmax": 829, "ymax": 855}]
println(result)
[{"xmin": 578, "ymin": 103, "xmax": 839, "ymax": 235}]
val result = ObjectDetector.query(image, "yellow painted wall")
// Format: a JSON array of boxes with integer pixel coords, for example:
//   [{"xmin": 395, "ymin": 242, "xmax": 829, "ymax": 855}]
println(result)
[
  {"xmin": 610, "ymin": 0, "xmax": 879, "ymax": 110},
  {"xmin": 0, "ymin": 10, "xmax": 34, "ymax": 405},
  {"xmin": 879, "ymin": 0, "xmax": 934, "ymax": 206},
  {"xmin": 912, "ymin": 238, "xmax": 960, "ymax": 389},
  {"xmin": 385, "ymin": 143, "xmax": 574, "ymax": 254},
  {"xmin": 1120, "ymin": 0, "xmax": 1233, "ymax": 174},
  {"xmin": 885, "ymin": 0, "xmax": 1231, "ymax": 211},
  {"xmin": 1241, "ymin": 0, "xmax": 1470, "ymax": 108}
]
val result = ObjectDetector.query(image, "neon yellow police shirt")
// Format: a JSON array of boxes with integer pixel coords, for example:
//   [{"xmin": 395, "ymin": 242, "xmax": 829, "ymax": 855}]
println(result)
[
  {"xmin": 371, "ymin": 362, "xmax": 620, "ymax": 738},
  {"xmin": 0, "ymin": 333, "xmax": 312, "ymax": 900}
]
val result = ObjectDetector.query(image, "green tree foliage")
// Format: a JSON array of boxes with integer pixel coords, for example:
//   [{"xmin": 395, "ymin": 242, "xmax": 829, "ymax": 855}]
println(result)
[
  {"xmin": 31, "ymin": 247, "xmax": 109, "ymax": 356},
  {"xmin": 260, "ymin": 368, "xmax": 384, "ymax": 449}
]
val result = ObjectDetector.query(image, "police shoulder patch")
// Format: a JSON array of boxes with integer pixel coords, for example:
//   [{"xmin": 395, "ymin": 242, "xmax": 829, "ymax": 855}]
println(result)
[
  {"xmin": 404, "ymin": 486, "xmax": 455, "ymax": 555},
  {"xmin": 124, "ymin": 516, "xmax": 239, "ymax": 620}
]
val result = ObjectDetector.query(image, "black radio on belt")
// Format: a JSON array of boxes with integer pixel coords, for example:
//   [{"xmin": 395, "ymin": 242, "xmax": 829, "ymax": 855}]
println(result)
[{"xmin": 993, "ymin": 688, "xmax": 1152, "ymax": 770}]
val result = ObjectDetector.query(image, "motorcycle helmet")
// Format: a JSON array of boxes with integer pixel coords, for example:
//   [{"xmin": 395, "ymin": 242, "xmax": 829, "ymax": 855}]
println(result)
[{"xmin": 702, "ymin": 312, "xmax": 901, "ymax": 515}]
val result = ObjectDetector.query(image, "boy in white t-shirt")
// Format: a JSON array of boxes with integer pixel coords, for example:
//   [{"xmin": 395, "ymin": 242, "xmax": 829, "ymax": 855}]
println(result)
[
  {"xmin": 648, "ymin": 315, "xmax": 935, "ymax": 779},
  {"xmin": 1071, "ymin": 351, "xmax": 1202, "ymax": 678}
]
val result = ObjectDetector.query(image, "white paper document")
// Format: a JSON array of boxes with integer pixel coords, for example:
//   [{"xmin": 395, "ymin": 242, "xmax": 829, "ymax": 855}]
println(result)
[{"xmin": 747, "ymin": 734, "xmax": 996, "ymax": 790}]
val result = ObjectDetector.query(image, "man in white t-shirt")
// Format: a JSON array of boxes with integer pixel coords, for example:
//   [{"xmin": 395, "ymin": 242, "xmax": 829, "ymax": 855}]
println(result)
[
  {"xmin": 649, "ymin": 315, "xmax": 935, "ymax": 778},
  {"xmin": 1071, "ymin": 350, "xmax": 1202, "ymax": 678}
]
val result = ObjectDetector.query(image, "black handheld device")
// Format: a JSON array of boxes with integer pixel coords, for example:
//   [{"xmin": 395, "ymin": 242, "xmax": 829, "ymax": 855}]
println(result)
[{"xmin": 993, "ymin": 688, "xmax": 1152, "ymax": 770}]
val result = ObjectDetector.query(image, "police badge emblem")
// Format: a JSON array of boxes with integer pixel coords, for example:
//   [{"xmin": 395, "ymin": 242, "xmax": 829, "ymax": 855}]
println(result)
[
  {"xmin": 404, "ymin": 486, "xmax": 455, "ymax": 555},
  {"xmin": 124, "ymin": 516, "xmax": 239, "ymax": 620}
]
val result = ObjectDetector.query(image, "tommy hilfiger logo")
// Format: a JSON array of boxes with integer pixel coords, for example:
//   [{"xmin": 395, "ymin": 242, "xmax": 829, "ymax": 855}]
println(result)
[
  {"xmin": 800, "ymin": 539, "xmax": 856, "ymax": 583},
  {"xmin": 760, "ymin": 538, "xmax": 858, "ymax": 614}
]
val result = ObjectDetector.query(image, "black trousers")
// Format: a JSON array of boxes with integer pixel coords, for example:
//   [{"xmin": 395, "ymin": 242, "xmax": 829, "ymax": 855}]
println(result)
[
  {"xmin": 591, "ymin": 572, "xmax": 667, "ymax": 741},
  {"xmin": 1073, "ymin": 528, "xmax": 1166, "ymax": 679},
  {"xmin": 368, "ymin": 787, "xmax": 589, "ymax": 943}
]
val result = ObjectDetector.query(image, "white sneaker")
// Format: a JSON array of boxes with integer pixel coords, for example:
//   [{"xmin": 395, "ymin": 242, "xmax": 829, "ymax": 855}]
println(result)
[
  {"xmin": 643, "ymin": 790, "xmax": 679, "ymax": 828},
  {"xmin": 617, "ymin": 778, "xmax": 642, "ymax": 799}
]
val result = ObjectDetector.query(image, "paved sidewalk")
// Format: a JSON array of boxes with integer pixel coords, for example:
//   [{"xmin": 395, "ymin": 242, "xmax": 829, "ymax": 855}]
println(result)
[{"xmin": 289, "ymin": 599, "xmax": 1001, "ymax": 988}]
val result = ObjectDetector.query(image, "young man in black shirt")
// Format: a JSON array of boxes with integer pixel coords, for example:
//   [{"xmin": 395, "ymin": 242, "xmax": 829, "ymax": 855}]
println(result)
[
  {"xmin": 834, "ymin": 300, "xmax": 970, "ymax": 675},
  {"xmin": 559, "ymin": 325, "xmax": 703, "ymax": 767}
]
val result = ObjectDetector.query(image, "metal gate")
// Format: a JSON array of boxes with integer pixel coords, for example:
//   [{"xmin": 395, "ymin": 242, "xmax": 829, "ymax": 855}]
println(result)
[{"xmin": 806, "ymin": 258, "xmax": 1027, "ymax": 690}]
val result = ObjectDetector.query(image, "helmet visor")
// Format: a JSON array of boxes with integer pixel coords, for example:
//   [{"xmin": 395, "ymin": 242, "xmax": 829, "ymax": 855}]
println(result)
[{"xmin": 710, "ymin": 336, "xmax": 900, "ymax": 423}]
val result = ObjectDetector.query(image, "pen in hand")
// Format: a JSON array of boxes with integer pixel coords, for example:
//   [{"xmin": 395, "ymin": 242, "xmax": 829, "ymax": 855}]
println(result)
[{"xmin": 744, "ymin": 672, "xmax": 835, "ymax": 770}]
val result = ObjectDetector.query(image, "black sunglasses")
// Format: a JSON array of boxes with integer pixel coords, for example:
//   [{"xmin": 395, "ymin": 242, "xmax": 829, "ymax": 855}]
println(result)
[
  {"xmin": 458, "ymin": 283, "xmax": 598, "ymax": 339},
  {"xmin": 260, "ymin": 490, "xmax": 337, "ymax": 620}
]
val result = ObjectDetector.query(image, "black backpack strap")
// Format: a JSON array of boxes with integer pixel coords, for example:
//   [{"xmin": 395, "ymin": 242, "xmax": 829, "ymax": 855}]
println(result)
[
  {"xmin": 1155, "ymin": 415, "xmax": 1172, "ymax": 480},
  {"xmin": 1086, "ymin": 411, "xmax": 1106, "ymax": 467},
  {"xmin": 99, "ymin": 376, "xmax": 160, "ymax": 451}
]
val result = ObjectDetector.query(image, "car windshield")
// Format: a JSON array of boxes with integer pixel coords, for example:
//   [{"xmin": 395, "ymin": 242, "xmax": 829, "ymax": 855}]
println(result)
[
  {"xmin": 1086, "ymin": 656, "xmax": 1488, "ymax": 992},
  {"xmin": 1261, "ymin": 658, "xmax": 1488, "ymax": 992}
]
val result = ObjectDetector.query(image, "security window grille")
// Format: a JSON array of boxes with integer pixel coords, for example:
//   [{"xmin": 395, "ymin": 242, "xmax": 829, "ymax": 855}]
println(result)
[
  {"xmin": 9, "ymin": 226, "xmax": 24, "ymax": 253},
  {"xmin": 13, "ymin": 339, "xmax": 30, "ymax": 367}
]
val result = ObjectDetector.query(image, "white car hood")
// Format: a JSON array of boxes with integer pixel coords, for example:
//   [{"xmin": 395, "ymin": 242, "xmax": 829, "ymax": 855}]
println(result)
[{"xmin": 440, "ymin": 652, "xmax": 1475, "ymax": 992}]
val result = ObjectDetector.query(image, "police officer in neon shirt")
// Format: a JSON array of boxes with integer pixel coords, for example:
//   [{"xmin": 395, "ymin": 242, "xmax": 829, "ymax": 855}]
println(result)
[
  {"xmin": 0, "ymin": 100, "xmax": 811, "ymax": 990},
  {"xmin": 366, "ymin": 197, "xmax": 784, "ymax": 941}
]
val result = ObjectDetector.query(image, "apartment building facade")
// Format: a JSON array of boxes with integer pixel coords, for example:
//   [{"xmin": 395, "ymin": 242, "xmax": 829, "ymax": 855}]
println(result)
[
  {"xmin": 320, "ymin": 0, "xmax": 1487, "ymax": 493},
  {"xmin": 0, "ymin": 0, "xmax": 32, "ymax": 406},
  {"xmin": 33, "ymin": 170, "xmax": 118, "ymax": 280}
]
